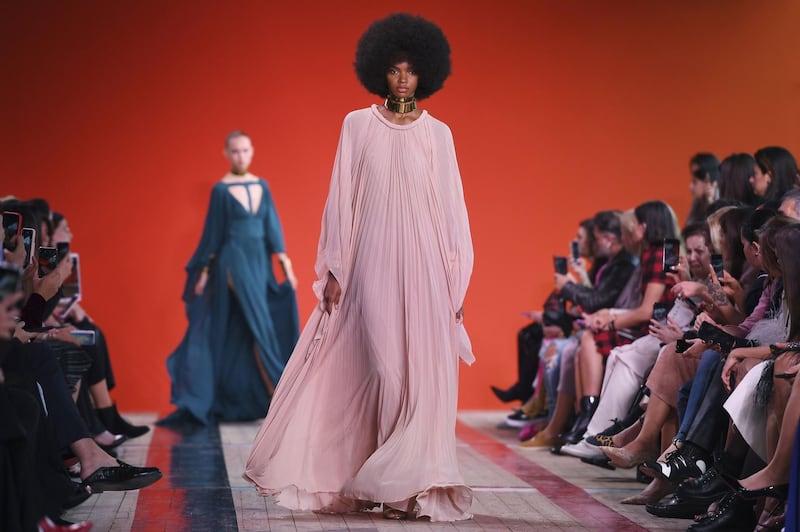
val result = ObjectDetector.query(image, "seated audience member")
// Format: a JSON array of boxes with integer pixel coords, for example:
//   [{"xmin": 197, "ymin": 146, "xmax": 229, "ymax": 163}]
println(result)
[
  {"xmin": 603, "ymin": 214, "xmax": 790, "ymax": 506},
  {"xmin": 718, "ymin": 153, "xmax": 758, "ymax": 206},
  {"xmin": 523, "ymin": 203, "xmax": 680, "ymax": 448},
  {"xmin": 492, "ymin": 218, "xmax": 598, "ymax": 408},
  {"xmin": 516, "ymin": 211, "xmax": 636, "ymax": 436},
  {"xmin": 1, "ymin": 203, "xmax": 162, "ymax": 531},
  {"xmin": 685, "ymin": 153, "xmax": 721, "ymax": 227},
  {"xmin": 559, "ymin": 223, "xmax": 713, "ymax": 466},
  {"xmin": 750, "ymin": 146, "xmax": 798, "ymax": 203}
]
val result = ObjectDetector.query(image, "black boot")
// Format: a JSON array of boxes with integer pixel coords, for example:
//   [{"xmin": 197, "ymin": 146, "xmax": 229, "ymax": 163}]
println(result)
[
  {"xmin": 96, "ymin": 404, "xmax": 150, "ymax": 439},
  {"xmin": 562, "ymin": 396, "xmax": 599, "ymax": 444}
]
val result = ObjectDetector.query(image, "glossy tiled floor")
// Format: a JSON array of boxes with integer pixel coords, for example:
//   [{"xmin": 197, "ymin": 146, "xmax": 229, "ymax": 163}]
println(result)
[{"xmin": 65, "ymin": 412, "xmax": 689, "ymax": 531}]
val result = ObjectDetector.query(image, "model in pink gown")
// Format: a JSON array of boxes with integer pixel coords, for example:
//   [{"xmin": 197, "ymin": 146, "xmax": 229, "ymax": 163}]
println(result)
[{"xmin": 243, "ymin": 104, "xmax": 474, "ymax": 521}]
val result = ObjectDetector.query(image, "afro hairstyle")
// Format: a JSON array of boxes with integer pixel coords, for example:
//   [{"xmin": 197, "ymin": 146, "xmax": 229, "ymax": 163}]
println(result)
[{"xmin": 354, "ymin": 13, "xmax": 451, "ymax": 100}]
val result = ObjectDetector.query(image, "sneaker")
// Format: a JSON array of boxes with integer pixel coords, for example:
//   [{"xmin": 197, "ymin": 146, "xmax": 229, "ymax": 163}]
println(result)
[
  {"xmin": 560, "ymin": 439, "xmax": 605, "ymax": 459},
  {"xmin": 505, "ymin": 409, "xmax": 535, "ymax": 428},
  {"xmin": 644, "ymin": 444, "xmax": 708, "ymax": 484}
]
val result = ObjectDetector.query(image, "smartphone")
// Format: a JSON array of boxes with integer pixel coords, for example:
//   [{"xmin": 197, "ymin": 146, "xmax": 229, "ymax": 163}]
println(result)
[
  {"xmin": 56, "ymin": 242, "xmax": 70, "ymax": 263},
  {"xmin": 662, "ymin": 238, "xmax": 680, "ymax": 274},
  {"xmin": 711, "ymin": 253, "xmax": 724, "ymax": 283},
  {"xmin": 652, "ymin": 302, "xmax": 669, "ymax": 324},
  {"xmin": 0, "ymin": 263, "xmax": 22, "ymax": 299},
  {"xmin": 2, "ymin": 211, "xmax": 23, "ymax": 244},
  {"xmin": 554, "ymin": 256, "xmax": 568, "ymax": 275},
  {"xmin": 697, "ymin": 321, "xmax": 755, "ymax": 352},
  {"xmin": 60, "ymin": 253, "xmax": 81, "ymax": 302},
  {"xmin": 39, "ymin": 246, "xmax": 58, "ymax": 274},
  {"xmin": 70, "ymin": 330, "xmax": 96, "ymax": 346},
  {"xmin": 570, "ymin": 241, "xmax": 580, "ymax": 262},
  {"xmin": 21, "ymin": 227, "xmax": 36, "ymax": 267}
]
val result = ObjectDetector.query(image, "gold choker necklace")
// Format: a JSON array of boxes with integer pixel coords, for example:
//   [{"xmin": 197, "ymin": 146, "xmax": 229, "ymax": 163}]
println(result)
[
  {"xmin": 230, "ymin": 168, "xmax": 248, "ymax": 176},
  {"xmin": 385, "ymin": 95, "xmax": 417, "ymax": 114}
]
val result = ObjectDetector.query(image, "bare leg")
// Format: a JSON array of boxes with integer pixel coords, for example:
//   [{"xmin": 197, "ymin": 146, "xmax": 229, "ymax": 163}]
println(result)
[
  {"xmin": 578, "ymin": 333, "xmax": 604, "ymax": 397},
  {"xmin": 739, "ymin": 369, "xmax": 800, "ymax": 489},
  {"xmin": 537, "ymin": 392, "xmax": 575, "ymax": 440},
  {"xmin": 71, "ymin": 438, "xmax": 119, "ymax": 480},
  {"xmin": 613, "ymin": 395, "xmax": 671, "ymax": 453}
]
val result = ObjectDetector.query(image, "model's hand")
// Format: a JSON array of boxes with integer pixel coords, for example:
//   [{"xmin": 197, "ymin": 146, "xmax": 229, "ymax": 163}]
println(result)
[
  {"xmin": 194, "ymin": 270, "xmax": 208, "ymax": 296},
  {"xmin": 323, "ymin": 272, "xmax": 341, "ymax": 314}
]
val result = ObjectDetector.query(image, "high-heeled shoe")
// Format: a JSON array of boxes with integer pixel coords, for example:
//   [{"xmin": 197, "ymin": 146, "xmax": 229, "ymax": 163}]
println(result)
[
  {"xmin": 491, "ymin": 385, "xmax": 525, "ymax": 403},
  {"xmin": 718, "ymin": 471, "xmax": 789, "ymax": 501}
]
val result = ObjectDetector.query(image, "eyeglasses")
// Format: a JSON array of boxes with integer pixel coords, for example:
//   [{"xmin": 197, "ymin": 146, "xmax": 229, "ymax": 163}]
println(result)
[{"xmin": 692, "ymin": 169, "xmax": 709, "ymax": 180}]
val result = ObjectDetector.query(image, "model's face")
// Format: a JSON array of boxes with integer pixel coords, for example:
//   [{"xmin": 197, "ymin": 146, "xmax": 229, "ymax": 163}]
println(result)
[
  {"xmin": 225, "ymin": 136, "xmax": 254, "ymax": 173},
  {"xmin": 750, "ymin": 164, "xmax": 771, "ymax": 197},
  {"xmin": 386, "ymin": 61, "xmax": 418, "ymax": 99},
  {"xmin": 685, "ymin": 234, "xmax": 711, "ymax": 279},
  {"xmin": 51, "ymin": 218, "xmax": 73, "ymax": 244}
]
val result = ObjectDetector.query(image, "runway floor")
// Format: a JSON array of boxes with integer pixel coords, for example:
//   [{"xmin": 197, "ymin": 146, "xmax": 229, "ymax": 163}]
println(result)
[{"xmin": 64, "ymin": 411, "xmax": 689, "ymax": 531}]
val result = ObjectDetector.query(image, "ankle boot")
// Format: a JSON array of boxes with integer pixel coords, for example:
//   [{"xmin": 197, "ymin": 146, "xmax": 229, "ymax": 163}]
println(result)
[
  {"xmin": 96, "ymin": 404, "xmax": 149, "ymax": 439},
  {"xmin": 563, "ymin": 396, "xmax": 599, "ymax": 444}
]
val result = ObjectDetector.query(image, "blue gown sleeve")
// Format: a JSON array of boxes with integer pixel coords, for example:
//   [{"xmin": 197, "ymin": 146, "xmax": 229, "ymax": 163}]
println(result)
[
  {"xmin": 182, "ymin": 184, "xmax": 226, "ymax": 302},
  {"xmin": 262, "ymin": 180, "xmax": 286, "ymax": 256}
]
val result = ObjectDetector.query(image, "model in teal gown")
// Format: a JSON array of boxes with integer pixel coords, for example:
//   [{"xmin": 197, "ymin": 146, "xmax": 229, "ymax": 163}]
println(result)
[{"xmin": 164, "ymin": 178, "xmax": 299, "ymax": 424}]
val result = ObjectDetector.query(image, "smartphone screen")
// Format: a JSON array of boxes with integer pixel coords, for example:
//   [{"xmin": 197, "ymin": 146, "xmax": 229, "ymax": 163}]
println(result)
[
  {"xmin": 39, "ymin": 246, "xmax": 58, "ymax": 274},
  {"xmin": 652, "ymin": 302, "xmax": 669, "ymax": 323},
  {"xmin": 2, "ymin": 211, "xmax": 23, "ymax": 246},
  {"xmin": 711, "ymin": 253, "xmax": 724, "ymax": 282},
  {"xmin": 0, "ymin": 264, "xmax": 22, "ymax": 299},
  {"xmin": 662, "ymin": 238, "xmax": 680, "ymax": 273},
  {"xmin": 554, "ymin": 256, "xmax": 568, "ymax": 275},
  {"xmin": 21, "ymin": 227, "xmax": 36, "ymax": 266},
  {"xmin": 60, "ymin": 253, "xmax": 81, "ymax": 301},
  {"xmin": 69, "ymin": 330, "xmax": 96, "ymax": 346},
  {"xmin": 570, "ymin": 241, "xmax": 580, "ymax": 262}
]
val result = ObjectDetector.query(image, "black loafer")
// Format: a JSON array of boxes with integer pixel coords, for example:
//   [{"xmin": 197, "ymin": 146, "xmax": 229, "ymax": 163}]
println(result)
[
  {"xmin": 645, "ymin": 496, "xmax": 710, "ymax": 519},
  {"xmin": 676, "ymin": 467, "xmax": 729, "ymax": 503},
  {"xmin": 80, "ymin": 460, "xmax": 162, "ymax": 493}
]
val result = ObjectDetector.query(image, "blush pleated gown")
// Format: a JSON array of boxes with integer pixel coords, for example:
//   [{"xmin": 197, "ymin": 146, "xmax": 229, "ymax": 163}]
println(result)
[{"xmin": 243, "ymin": 105, "xmax": 475, "ymax": 521}]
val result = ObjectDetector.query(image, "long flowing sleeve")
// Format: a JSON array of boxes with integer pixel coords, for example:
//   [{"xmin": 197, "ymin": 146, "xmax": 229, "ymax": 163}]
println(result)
[
  {"xmin": 313, "ymin": 114, "xmax": 355, "ymax": 301},
  {"xmin": 435, "ymin": 123, "xmax": 473, "ymax": 313},
  {"xmin": 262, "ymin": 180, "xmax": 286, "ymax": 256},
  {"xmin": 183, "ymin": 184, "xmax": 226, "ymax": 302}
]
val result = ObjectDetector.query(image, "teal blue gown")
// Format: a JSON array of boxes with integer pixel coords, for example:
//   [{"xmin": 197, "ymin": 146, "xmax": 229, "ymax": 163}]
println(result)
[{"xmin": 166, "ymin": 179, "xmax": 299, "ymax": 423}]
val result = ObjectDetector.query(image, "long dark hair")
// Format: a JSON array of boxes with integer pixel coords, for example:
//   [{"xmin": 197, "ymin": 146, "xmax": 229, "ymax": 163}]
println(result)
[
  {"xmin": 634, "ymin": 200, "xmax": 680, "ymax": 247},
  {"xmin": 755, "ymin": 146, "xmax": 799, "ymax": 201},
  {"xmin": 719, "ymin": 153, "xmax": 757, "ymax": 206},
  {"xmin": 718, "ymin": 207, "xmax": 750, "ymax": 280},
  {"xmin": 686, "ymin": 153, "xmax": 721, "ymax": 225},
  {"xmin": 775, "ymin": 223, "xmax": 800, "ymax": 340}
]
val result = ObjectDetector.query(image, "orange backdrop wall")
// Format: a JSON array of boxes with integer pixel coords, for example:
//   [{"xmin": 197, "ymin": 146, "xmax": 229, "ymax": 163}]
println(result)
[{"xmin": 3, "ymin": 2, "xmax": 799, "ymax": 413}]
